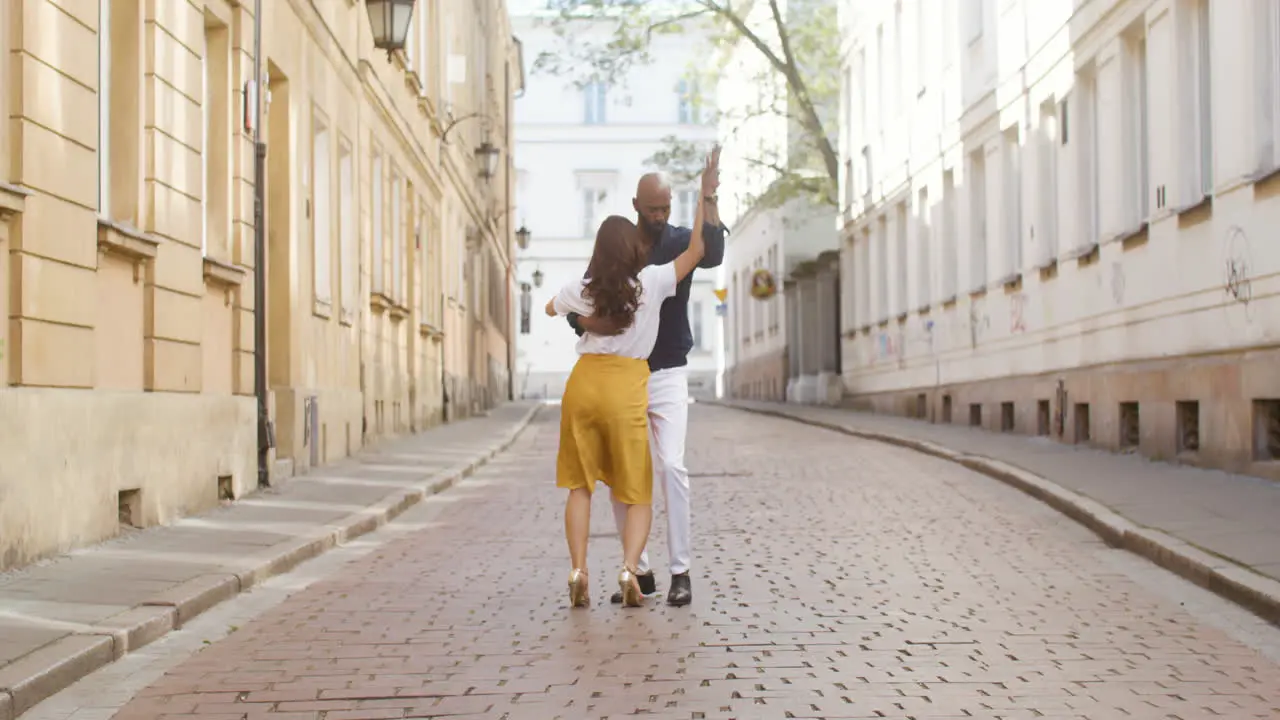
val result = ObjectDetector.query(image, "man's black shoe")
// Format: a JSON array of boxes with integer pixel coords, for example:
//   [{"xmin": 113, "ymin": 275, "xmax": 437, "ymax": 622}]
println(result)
[
  {"xmin": 610, "ymin": 570, "xmax": 657, "ymax": 604},
  {"xmin": 667, "ymin": 572, "xmax": 692, "ymax": 606}
]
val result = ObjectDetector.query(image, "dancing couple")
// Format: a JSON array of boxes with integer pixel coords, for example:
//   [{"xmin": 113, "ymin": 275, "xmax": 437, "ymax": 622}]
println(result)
[{"xmin": 545, "ymin": 147, "xmax": 727, "ymax": 608}]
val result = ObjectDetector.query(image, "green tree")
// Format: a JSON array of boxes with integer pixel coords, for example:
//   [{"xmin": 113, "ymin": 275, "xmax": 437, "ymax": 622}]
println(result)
[{"xmin": 531, "ymin": 0, "xmax": 841, "ymax": 210}]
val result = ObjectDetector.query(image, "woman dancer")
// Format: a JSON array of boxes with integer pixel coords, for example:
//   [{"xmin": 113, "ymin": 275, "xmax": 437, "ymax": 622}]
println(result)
[{"xmin": 545, "ymin": 193, "xmax": 707, "ymax": 608}]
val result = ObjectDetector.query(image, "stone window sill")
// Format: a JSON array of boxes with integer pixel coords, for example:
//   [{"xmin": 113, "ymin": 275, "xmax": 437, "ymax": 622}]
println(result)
[
  {"xmin": 0, "ymin": 182, "xmax": 31, "ymax": 219},
  {"xmin": 98, "ymin": 218, "xmax": 160, "ymax": 262},
  {"xmin": 389, "ymin": 305, "xmax": 410, "ymax": 322},
  {"xmin": 203, "ymin": 256, "xmax": 246, "ymax": 287}
]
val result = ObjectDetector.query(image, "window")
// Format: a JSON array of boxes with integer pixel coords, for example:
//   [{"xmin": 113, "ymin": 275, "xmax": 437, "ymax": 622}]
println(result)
[
  {"xmin": 676, "ymin": 189, "xmax": 696, "ymax": 228},
  {"xmin": 1129, "ymin": 31, "xmax": 1150, "ymax": 224},
  {"xmin": 1260, "ymin": 0, "xmax": 1280, "ymax": 173},
  {"xmin": 857, "ymin": 229, "xmax": 871, "ymax": 326},
  {"xmin": 1001, "ymin": 125, "xmax": 1021, "ymax": 278},
  {"xmin": 1076, "ymin": 67, "xmax": 1099, "ymax": 248},
  {"xmin": 677, "ymin": 78, "xmax": 695, "ymax": 124},
  {"xmin": 581, "ymin": 187, "xmax": 607, "ymax": 237},
  {"xmin": 893, "ymin": 2, "xmax": 903, "ymax": 117},
  {"xmin": 98, "ymin": 0, "xmax": 110, "ymax": 214},
  {"xmin": 583, "ymin": 81, "xmax": 607, "ymax": 124},
  {"xmin": 941, "ymin": 169, "xmax": 957, "ymax": 298},
  {"xmin": 422, "ymin": 210, "xmax": 437, "ymax": 319},
  {"xmin": 391, "ymin": 171, "xmax": 404, "ymax": 303},
  {"xmin": 968, "ymin": 148, "xmax": 987, "ymax": 291},
  {"xmin": 371, "ymin": 153, "xmax": 384, "ymax": 293},
  {"xmin": 691, "ymin": 301, "xmax": 704, "ymax": 350},
  {"xmin": 312, "ymin": 114, "xmax": 332, "ymax": 307},
  {"xmin": 339, "ymin": 141, "xmax": 356, "ymax": 320},
  {"xmin": 1194, "ymin": 0, "xmax": 1212, "ymax": 198},
  {"xmin": 894, "ymin": 202, "xmax": 908, "ymax": 315},
  {"xmin": 963, "ymin": 0, "xmax": 983, "ymax": 44},
  {"xmin": 916, "ymin": 187, "xmax": 930, "ymax": 308},
  {"xmin": 875, "ymin": 216, "xmax": 888, "ymax": 321},
  {"xmin": 202, "ymin": 15, "xmax": 231, "ymax": 258},
  {"xmin": 1034, "ymin": 101, "xmax": 1059, "ymax": 267}
]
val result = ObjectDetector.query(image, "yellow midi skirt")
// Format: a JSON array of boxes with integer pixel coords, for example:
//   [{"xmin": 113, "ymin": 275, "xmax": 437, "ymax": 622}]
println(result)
[{"xmin": 557, "ymin": 353, "xmax": 653, "ymax": 505}]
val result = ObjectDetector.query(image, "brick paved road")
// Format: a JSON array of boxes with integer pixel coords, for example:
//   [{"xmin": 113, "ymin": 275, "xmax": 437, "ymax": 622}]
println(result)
[{"xmin": 99, "ymin": 406, "xmax": 1280, "ymax": 719}]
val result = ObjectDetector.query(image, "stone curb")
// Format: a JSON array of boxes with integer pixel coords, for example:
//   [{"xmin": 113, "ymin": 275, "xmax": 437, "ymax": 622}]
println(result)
[
  {"xmin": 715, "ymin": 401, "xmax": 1280, "ymax": 628},
  {"xmin": 0, "ymin": 403, "xmax": 542, "ymax": 720}
]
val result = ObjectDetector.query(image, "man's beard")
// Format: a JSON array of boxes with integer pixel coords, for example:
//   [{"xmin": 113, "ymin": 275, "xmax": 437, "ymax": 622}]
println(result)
[{"xmin": 638, "ymin": 217, "xmax": 664, "ymax": 240}]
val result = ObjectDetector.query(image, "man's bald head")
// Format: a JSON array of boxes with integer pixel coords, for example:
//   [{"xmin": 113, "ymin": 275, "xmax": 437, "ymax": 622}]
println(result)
[{"xmin": 633, "ymin": 172, "xmax": 672, "ymax": 240}]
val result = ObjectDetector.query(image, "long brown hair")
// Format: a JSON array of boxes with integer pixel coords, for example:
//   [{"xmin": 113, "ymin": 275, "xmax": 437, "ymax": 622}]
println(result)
[{"xmin": 584, "ymin": 215, "xmax": 647, "ymax": 330}]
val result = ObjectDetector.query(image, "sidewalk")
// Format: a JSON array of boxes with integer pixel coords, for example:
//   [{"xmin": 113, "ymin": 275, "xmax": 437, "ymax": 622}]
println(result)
[
  {"xmin": 716, "ymin": 400, "xmax": 1280, "ymax": 624},
  {"xmin": 0, "ymin": 402, "xmax": 540, "ymax": 720}
]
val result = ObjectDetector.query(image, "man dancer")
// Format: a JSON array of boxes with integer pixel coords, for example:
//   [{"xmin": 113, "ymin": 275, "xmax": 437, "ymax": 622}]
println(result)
[{"xmin": 568, "ymin": 148, "xmax": 726, "ymax": 606}]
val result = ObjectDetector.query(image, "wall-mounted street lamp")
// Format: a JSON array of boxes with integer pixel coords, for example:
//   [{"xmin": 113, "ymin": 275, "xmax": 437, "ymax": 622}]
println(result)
[
  {"xmin": 515, "ymin": 225, "xmax": 531, "ymax": 250},
  {"xmin": 476, "ymin": 141, "xmax": 501, "ymax": 180},
  {"xmin": 366, "ymin": 0, "xmax": 417, "ymax": 60}
]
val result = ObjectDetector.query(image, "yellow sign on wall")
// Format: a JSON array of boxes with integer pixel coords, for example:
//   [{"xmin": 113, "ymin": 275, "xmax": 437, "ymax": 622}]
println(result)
[{"xmin": 713, "ymin": 288, "xmax": 728, "ymax": 303}]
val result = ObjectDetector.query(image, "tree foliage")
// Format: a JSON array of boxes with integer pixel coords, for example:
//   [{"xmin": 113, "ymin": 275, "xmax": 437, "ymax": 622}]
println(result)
[{"xmin": 531, "ymin": 0, "xmax": 841, "ymax": 211}]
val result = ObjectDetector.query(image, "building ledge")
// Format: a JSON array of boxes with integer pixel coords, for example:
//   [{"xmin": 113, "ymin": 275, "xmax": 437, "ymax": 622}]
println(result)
[
  {"xmin": 1060, "ymin": 242, "xmax": 1099, "ymax": 264},
  {"xmin": 419, "ymin": 322, "xmax": 445, "ymax": 341},
  {"xmin": 98, "ymin": 218, "xmax": 160, "ymax": 262},
  {"xmin": 0, "ymin": 182, "xmax": 31, "ymax": 219},
  {"xmin": 203, "ymin": 256, "xmax": 246, "ymax": 287},
  {"xmin": 389, "ymin": 304, "xmax": 410, "ymax": 322},
  {"xmin": 370, "ymin": 292, "xmax": 393, "ymax": 314}
]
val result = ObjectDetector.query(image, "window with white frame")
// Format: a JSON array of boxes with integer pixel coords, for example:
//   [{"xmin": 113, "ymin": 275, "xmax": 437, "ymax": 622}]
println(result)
[
  {"xmin": 98, "ymin": 0, "xmax": 110, "ymax": 215},
  {"xmin": 372, "ymin": 153, "xmax": 385, "ymax": 294},
  {"xmin": 339, "ymin": 141, "xmax": 356, "ymax": 319},
  {"xmin": 1035, "ymin": 100, "xmax": 1059, "ymax": 266},
  {"xmin": 894, "ymin": 202, "xmax": 908, "ymax": 316},
  {"xmin": 968, "ymin": 148, "xmax": 987, "ymax": 291},
  {"xmin": 581, "ymin": 181, "xmax": 609, "ymax": 235},
  {"xmin": 1193, "ymin": 0, "xmax": 1212, "ymax": 199},
  {"xmin": 677, "ymin": 78, "xmax": 699, "ymax": 124},
  {"xmin": 676, "ymin": 189, "xmax": 696, "ymax": 228},
  {"xmin": 1001, "ymin": 125, "xmax": 1021, "ymax": 279},
  {"xmin": 419, "ymin": 210, "xmax": 431, "ymax": 320},
  {"xmin": 202, "ymin": 14, "xmax": 231, "ymax": 259},
  {"xmin": 893, "ymin": 1, "xmax": 904, "ymax": 118},
  {"xmin": 583, "ymin": 81, "xmax": 607, "ymax": 124},
  {"xmin": 1263, "ymin": 0, "xmax": 1280, "ymax": 173},
  {"xmin": 875, "ymin": 216, "xmax": 889, "ymax": 321},
  {"xmin": 1126, "ymin": 29, "xmax": 1150, "ymax": 226},
  {"xmin": 391, "ymin": 171, "xmax": 404, "ymax": 303},
  {"xmin": 312, "ymin": 114, "xmax": 332, "ymax": 307},
  {"xmin": 858, "ymin": 228, "xmax": 872, "ymax": 327},
  {"xmin": 1076, "ymin": 67, "xmax": 1099, "ymax": 248},
  {"xmin": 962, "ymin": 0, "xmax": 983, "ymax": 44},
  {"xmin": 916, "ymin": 187, "xmax": 930, "ymax": 309},
  {"xmin": 941, "ymin": 169, "xmax": 957, "ymax": 298}
]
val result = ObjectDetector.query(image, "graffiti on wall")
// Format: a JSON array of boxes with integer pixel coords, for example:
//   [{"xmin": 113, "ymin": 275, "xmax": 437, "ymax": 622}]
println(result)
[{"xmin": 1009, "ymin": 292, "xmax": 1028, "ymax": 335}]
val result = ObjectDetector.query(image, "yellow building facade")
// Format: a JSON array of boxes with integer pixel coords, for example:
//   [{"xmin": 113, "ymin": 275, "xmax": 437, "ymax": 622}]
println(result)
[{"xmin": 0, "ymin": 0, "xmax": 521, "ymax": 571}]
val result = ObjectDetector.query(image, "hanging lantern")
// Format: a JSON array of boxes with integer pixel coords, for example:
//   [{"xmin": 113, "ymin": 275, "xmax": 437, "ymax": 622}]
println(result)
[
  {"xmin": 532, "ymin": 268, "xmax": 544, "ymax": 288},
  {"xmin": 366, "ymin": 0, "xmax": 417, "ymax": 56},
  {"xmin": 515, "ymin": 225, "xmax": 531, "ymax": 250},
  {"xmin": 750, "ymin": 268, "xmax": 777, "ymax": 300}
]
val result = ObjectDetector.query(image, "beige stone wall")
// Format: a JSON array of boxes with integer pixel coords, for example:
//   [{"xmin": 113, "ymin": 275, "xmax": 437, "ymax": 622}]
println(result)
[{"xmin": 0, "ymin": 0, "xmax": 520, "ymax": 571}]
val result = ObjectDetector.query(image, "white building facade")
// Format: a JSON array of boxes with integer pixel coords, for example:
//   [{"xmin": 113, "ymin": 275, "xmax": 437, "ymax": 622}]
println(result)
[
  {"xmin": 719, "ymin": 0, "xmax": 840, "ymax": 403},
  {"xmin": 840, "ymin": 0, "xmax": 1280, "ymax": 478},
  {"xmin": 512, "ymin": 13, "xmax": 722, "ymax": 399}
]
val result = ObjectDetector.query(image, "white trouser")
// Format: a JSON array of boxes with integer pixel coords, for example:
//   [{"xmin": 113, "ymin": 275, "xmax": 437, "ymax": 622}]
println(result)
[{"xmin": 611, "ymin": 366, "xmax": 691, "ymax": 575}]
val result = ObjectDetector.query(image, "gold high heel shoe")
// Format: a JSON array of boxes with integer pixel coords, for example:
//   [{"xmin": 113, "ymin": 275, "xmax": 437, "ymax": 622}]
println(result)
[
  {"xmin": 568, "ymin": 568, "xmax": 589, "ymax": 608},
  {"xmin": 618, "ymin": 566, "xmax": 644, "ymax": 607}
]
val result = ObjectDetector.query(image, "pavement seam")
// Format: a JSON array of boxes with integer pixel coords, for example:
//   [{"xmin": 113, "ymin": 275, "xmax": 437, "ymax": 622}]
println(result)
[
  {"xmin": 717, "ymin": 401, "xmax": 1280, "ymax": 628},
  {"xmin": 0, "ymin": 403, "xmax": 542, "ymax": 720}
]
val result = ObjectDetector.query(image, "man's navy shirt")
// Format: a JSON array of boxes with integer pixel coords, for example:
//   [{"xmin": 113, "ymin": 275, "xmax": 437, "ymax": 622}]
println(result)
[{"xmin": 569, "ymin": 221, "xmax": 727, "ymax": 372}]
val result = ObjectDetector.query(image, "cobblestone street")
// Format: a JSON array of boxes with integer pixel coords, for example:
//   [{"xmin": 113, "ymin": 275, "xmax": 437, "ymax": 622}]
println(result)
[{"xmin": 34, "ymin": 405, "xmax": 1280, "ymax": 719}]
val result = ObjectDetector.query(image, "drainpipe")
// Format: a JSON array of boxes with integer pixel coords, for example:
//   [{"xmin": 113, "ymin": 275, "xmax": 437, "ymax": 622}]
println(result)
[{"xmin": 252, "ymin": 0, "xmax": 271, "ymax": 488}]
